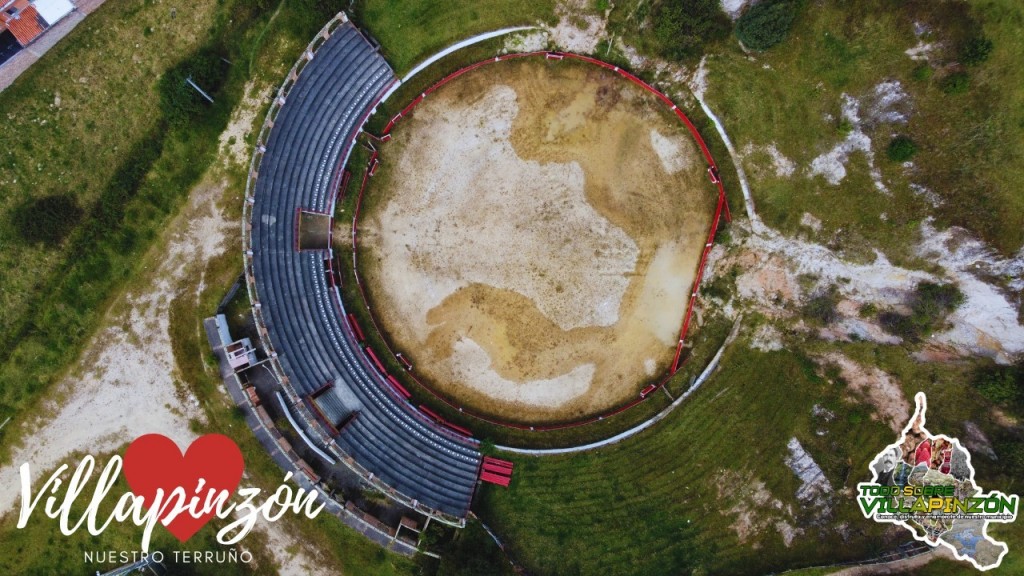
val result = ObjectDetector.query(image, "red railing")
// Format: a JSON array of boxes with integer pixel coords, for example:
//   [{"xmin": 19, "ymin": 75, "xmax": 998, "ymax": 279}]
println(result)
[{"xmin": 347, "ymin": 51, "xmax": 731, "ymax": 432}]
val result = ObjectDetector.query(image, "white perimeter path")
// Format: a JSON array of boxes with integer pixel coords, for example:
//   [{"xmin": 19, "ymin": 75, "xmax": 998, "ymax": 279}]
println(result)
[{"xmin": 380, "ymin": 26, "xmax": 537, "ymax": 102}]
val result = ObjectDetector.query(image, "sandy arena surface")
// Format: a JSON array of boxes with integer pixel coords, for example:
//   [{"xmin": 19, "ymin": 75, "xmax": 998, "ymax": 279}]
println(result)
[{"xmin": 358, "ymin": 59, "xmax": 713, "ymax": 422}]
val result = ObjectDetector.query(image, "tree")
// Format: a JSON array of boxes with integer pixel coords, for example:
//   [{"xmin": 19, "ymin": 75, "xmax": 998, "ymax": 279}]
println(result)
[
  {"xmin": 735, "ymin": 0, "xmax": 800, "ymax": 51},
  {"xmin": 653, "ymin": 0, "xmax": 731, "ymax": 60}
]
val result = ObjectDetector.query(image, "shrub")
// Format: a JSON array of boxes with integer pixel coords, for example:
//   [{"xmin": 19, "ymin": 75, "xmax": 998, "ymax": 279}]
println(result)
[
  {"xmin": 960, "ymin": 36, "xmax": 994, "ymax": 66},
  {"xmin": 973, "ymin": 364, "xmax": 1022, "ymax": 407},
  {"xmin": 912, "ymin": 281, "xmax": 964, "ymax": 323},
  {"xmin": 802, "ymin": 286, "xmax": 840, "ymax": 325},
  {"xmin": 703, "ymin": 265, "xmax": 737, "ymax": 301},
  {"xmin": 878, "ymin": 310, "xmax": 916, "ymax": 340},
  {"xmin": 715, "ymin": 221, "xmax": 732, "ymax": 245},
  {"xmin": 941, "ymin": 71, "xmax": 970, "ymax": 95},
  {"xmin": 735, "ymin": 0, "xmax": 799, "ymax": 51},
  {"xmin": 653, "ymin": 0, "xmax": 731, "ymax": 60},
  {"xmin": 911, "ymin": 64, "xmax": 933, "ymax": 82},
  {"xmin": 879, "ymin": 282, "xmax": 964, "ymax": 341},
  {"xmin": 10, "ymin": 194, "xmax": 84, "ymax": 247},
  {"xmin": 887, "ymin": 135, "xmax": 917, "ymax": 162}
]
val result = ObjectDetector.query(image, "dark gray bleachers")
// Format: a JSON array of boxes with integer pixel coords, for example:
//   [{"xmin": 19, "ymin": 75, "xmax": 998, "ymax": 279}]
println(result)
[{"xmin": 249, "ymin": 20, "xmax": 481, "ymax": 519}]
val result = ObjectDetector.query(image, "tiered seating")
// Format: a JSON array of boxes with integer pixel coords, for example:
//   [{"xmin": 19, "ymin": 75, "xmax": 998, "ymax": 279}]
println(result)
[{"xmin": 249, "ymin": 19, "xmax": 481, "ymax": 518}]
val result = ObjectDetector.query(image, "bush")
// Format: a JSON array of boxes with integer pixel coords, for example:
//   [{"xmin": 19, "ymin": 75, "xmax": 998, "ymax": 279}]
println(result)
[
  {"xmin": 879, "ymin": 282, "xmax": 964, "ymax": 341},
  {"xmin": 10, "ymin": 194, "xmax": 84, "ymax": 247},
  {"xmin": 735, "ymin": 0, "xmax": 799, "ymax": 51},
  {"xmin": 878, "ymin": 310, "xmax": 916, "ymax": 340},
  {"xmin": 941, "ymin": 71, "xmax": 970, "ymax": 95},
  {"xmin": 886, "ymin": 135, "xmax": 917, "ymax": 162},
  {"xmin": 714, "ymin": 221, "xmax": 732, "ymax": 245},
  {"xmin": 960, "ymin": 36, "xmax": 994, "ymax": 66},
  {"xmin": 802, "ymin": 286, "xmax": 840, "ymax": 325},
  {"xmin": 912, "ymin": 281, "xmax": 964, "ymax": 322},
  {"xmin": 653, "ymin": 0, "xmax": 731, "ymax": 60},
  {"xmin": 911, "ymin": 64, "xmax": 933, "ymax": 82},
  {"xmin": 973, "ymin": 364, "xmax": 1022, "ymax": 407}
]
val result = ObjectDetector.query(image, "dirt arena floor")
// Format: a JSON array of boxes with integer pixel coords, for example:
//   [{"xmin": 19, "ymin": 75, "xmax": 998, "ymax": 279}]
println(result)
[{"xmin": 354, "ymin": 59, "xmax": 713, "ymax": 423}]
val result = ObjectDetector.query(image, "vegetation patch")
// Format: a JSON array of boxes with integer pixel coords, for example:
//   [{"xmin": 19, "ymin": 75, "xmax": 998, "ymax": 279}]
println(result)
[
  {"xmin": 653, "ymin": 0, "xmax": 731, "ymax": 60},
  {"xmin": 352, "ymin": 0, "xmax": 557, "ymax": 74},
  {"xmin": 940, "ymin": 70, "xmax": 970, "ymax": 94},
  {"xmin": 971, "ymin": 361, "xmax": 1023, "ymax": 410},
  {"xmin": 735, "ymin": 0, "xmax": 801, "ymax": 51},
  {"xmin": 878, "ymin": 281, "xmax": 964, "ymax": 341},
  {"xmin": 703, "ymin": 0, "xmax": 1024, "ymax": 257},
  {"xmin": 959, "ymin": 35, "xmax": 994, "ymax": 65},
  {"xmin": 802, "ymin": 285, "xmax": 840, "ymax": 326},
  {"xmin": 886, "ymin": 135, "xmax": 918, "ymax": 162}
]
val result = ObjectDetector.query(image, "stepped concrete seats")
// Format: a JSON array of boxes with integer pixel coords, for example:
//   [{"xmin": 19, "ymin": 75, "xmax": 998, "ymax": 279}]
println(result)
[{"xmin": 249, "ymin": 19, "xmax": 481, "ymax": 519}]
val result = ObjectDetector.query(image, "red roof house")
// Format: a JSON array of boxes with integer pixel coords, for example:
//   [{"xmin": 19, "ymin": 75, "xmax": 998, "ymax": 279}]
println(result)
[{"xmin": 0, "ymin": 0, "xmax": 75, "ymax": 48}]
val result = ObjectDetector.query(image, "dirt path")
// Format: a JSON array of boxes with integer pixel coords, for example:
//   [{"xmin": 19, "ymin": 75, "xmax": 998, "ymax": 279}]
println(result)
[
  {"xmin": 0, "ymin": 177, "xmax": 222, "ymax": 515},
  {"xmin": 360, "ymin": 59, "xmax": 712, "ymax": 422},
  {"xmin": 0, "ymin": 80, "xmax": 331, "ymax": 574}
]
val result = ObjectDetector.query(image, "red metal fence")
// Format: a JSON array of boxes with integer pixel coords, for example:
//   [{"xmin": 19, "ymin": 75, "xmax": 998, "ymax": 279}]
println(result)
[{"xmin": 347, "ymin": 51, "xmax": 731, "ymax": 432}]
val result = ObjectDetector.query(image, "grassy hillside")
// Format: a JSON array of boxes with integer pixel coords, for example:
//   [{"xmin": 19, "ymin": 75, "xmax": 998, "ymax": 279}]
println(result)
[
  {"xmin": 479, "ymin": 343, "xmax": 903, "ymax": 575},
  {"xmin": 703, "ymin": 0, "xmax": 1024, "ymax": 258}
]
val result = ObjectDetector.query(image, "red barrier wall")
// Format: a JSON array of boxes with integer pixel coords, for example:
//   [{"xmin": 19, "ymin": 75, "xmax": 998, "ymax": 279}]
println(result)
[{"xmin": 347, "ymin": 52, "xmax": 731, "ymax": 433}]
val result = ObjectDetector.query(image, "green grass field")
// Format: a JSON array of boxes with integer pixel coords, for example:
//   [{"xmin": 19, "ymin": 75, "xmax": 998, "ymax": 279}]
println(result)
[
  {"xmin": 478, "ymin": 343, "xmax": 905, "ymax": 575},
  {"xmin": 352, "ymin": 0, "xmax": 557, "ymax": 74}
]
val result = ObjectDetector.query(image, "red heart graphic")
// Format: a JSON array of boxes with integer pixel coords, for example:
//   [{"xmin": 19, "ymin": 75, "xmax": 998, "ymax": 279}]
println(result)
[{"xmin": 123, "ymin": 434, "xmax": 244, "ymax": 542}]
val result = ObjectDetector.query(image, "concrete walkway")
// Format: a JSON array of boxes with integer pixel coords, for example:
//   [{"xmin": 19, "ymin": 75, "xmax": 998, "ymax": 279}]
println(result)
[{"xmin": 380, "ymin": 26, "xmax": 537, "ymax": 102}]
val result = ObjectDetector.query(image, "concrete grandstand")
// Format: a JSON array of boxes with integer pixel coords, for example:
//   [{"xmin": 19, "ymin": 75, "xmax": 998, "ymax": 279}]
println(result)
[{"xmin": 243, "ymin": 13, "xmax": 482, "ymax": 524}]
